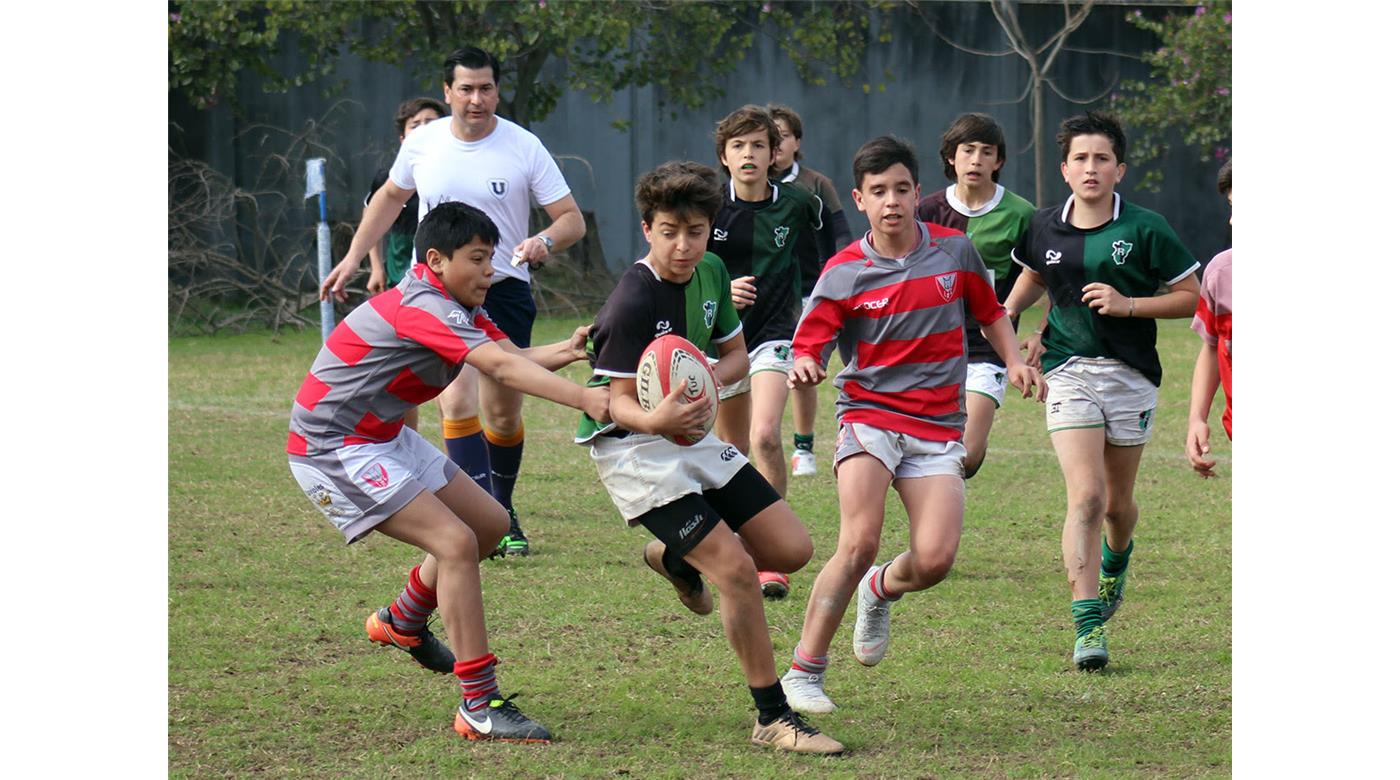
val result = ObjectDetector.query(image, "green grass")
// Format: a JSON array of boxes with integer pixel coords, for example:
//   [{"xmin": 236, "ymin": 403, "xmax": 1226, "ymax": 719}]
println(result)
[{"xmin": 169, "ymin": 308, "xmax": 1230, "ymax": 777}]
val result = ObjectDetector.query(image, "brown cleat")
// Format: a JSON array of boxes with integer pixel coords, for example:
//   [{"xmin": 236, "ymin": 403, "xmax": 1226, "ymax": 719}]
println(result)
[
  {"xmin": 643, "ymin": 540, "xmax": 713, "ymax": 615},
  {"xmin": 750, "ymin": 710, "xmax": 846, "ymax": 755}
]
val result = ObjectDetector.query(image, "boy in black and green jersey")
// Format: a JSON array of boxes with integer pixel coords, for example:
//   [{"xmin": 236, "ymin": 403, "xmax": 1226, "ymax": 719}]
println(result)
[
  {"xmin": 917, "ymin": 113, "xmax": 1036, "ymax": 479},
  {"xmin": 575, "ymin": 161, "xmax": 843, "ymax": 755},
  {"xmin": 706, "ymin": 105, "xmax": 823, "ymax": 601},
  {"xmin": 766, "ymin": 104, "xmax": 853, "ymax": 480},
  {"xmin": 1004, "ymin": 112, "xmax": 1200, "ymax": 671}
]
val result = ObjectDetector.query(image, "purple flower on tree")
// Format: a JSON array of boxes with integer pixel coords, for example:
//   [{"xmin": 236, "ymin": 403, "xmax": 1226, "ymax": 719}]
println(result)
[{"xmin": 1195, "ymin": 6, "xmax": 1206, "ymax": 15}]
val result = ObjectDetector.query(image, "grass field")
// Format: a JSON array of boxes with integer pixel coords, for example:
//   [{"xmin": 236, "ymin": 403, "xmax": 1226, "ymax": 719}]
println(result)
[{"xmin": 168, "ymin": 308, "xmax": 1230, "ymax": 778}]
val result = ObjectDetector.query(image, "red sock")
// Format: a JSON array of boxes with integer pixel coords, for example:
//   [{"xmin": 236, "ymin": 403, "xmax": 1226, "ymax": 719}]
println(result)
[
  {"xmin": 389, "ymin": 565, "xmax": 438, "ymax": 634},
  {"xmin": 455, "ymin": 653, "xmax": 500, "ymax": 711}
]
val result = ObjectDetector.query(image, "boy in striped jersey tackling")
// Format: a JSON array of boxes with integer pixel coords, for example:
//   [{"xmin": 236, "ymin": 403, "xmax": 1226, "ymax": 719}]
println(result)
[{"xmin": 779, "ymin": 137, "xmax": 1042, "ymax": 713}]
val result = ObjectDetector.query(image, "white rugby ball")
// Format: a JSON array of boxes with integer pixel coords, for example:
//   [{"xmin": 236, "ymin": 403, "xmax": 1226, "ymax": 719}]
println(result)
[{"xmin": 635, "ymin": 334, "xmax": 719, "ymax": 446}]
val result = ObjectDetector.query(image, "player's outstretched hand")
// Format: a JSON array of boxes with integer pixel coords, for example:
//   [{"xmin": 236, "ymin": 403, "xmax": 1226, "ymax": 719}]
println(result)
[
  {"xmin": 650, "ymin": 384, "xmax": 710, "ymax": 441},
  {"xmin": 1186, "ymin": 420, "xmax": 1217, "ymax": 478},
  {"xmin": 581, "ymin": 385, "xmax": 612, "ymax": 425},
  {"xmin": 1007, "ymin": 363, "xmax": 1045, "ymax": 402},
  {"xmin": 320, "ymin": 256, "xmax": 361, "ymax": 303},
  {"xmin": 731, "ymin": 275, "xmax": 757, "ymax": 310},
  {"xmin": 787, "ymin": 355, "xmax": 826, "ymax": 389},
  {"xmin": 1020, "ymin": 331, "xmax": 1046, "ymax": 370},
  {"xmin": 1082, "ymin": 282, "xmax": 1130, "ymax": 317},
  {"xmin": 567, "ymin": 325, "xmax": 591, "ymax": 361}
]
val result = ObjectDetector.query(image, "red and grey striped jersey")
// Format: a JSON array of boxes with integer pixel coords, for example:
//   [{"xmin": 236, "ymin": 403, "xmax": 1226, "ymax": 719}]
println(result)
[
  {"xmin": 792, "ymin": 221, "xmax": 1004, "ymax": 442},
  {"xmin": 287, "ymin": 265, "xmax": 508, "ymax": 455}
]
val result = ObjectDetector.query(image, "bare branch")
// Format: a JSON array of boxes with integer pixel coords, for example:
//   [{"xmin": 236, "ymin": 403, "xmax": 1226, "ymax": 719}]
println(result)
[
  {"xmin": 1044, "ymin": 75, "xmax": 1119, "ymax": 105},
  {"xmin": 903, "ymin": 0, "xmax": 1017, "ymax": 58}
]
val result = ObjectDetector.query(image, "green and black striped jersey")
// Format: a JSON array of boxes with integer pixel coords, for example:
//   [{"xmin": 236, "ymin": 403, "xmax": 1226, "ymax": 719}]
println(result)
[
  {"xmin": 707, "ymin": 179, "xmax": 822, "ymax": 347},
  {"xmin": 1012, "ymin": 194, "xmax": 1199, "ymax": 386}
]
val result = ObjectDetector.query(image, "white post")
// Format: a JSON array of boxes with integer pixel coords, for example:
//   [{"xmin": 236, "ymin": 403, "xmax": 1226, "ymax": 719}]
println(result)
[{"xmin": 305, "ymin": 158, "xmax": 333, "ymax": 341}]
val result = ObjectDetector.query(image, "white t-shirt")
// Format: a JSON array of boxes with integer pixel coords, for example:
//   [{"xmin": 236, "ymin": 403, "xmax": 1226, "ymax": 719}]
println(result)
[{"xmin": 389, "ymin": 115, "xmax": 572, "ymax": 284}]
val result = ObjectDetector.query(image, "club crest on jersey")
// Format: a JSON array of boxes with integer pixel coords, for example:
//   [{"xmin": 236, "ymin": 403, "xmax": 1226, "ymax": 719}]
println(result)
[
  {"xmin": 488, "ymin": 179, "xmax": 509, "ymax": 200},
  {"xmin": 1111, "ymin": 240, "xmax": 1134, "ymax": 265},
  {"xmin": 703, "ymin": 300, "xmax": 717, "ymax": 329},
  {"xmin": 361, "ymin": 463, "xmax": 391, "ymax": 489},
  {"xmin": 713, "ymin": 228, "xmax": 729, "ymax": 241},
  {"xmin": 774, "ymin": 225, "xmax": 790, "ymax": 248},
  {"xmin": 1045, "ymin": 249, "xmax": 1063, "ymax": 265},
  {"xmin": 447, "ymin": 309, "xmax": 469, "ymax": 325},
  {"xmin": 935, "ymin": 272, "xmax": 959, "ymax": 302}
]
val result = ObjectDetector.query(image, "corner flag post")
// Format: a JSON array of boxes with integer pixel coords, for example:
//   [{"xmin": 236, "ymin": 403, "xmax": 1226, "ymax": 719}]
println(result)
[{"xmin": 305, "ymin": 158, "xmax": 334, "ymax": 342}]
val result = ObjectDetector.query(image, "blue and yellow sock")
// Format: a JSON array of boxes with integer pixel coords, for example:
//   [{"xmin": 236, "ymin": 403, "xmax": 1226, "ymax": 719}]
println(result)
[
  {"xmin": 484, "ymin": 424, "xmax": 525, "ymax": 512},
  {"xmin": 443, "ymin": 417, "xmax": 492, "ymax": 494}
]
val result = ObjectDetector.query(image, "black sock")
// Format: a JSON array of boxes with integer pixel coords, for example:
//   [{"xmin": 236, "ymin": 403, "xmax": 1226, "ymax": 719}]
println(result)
[
  {"xmin": 750, "ymin": 681, "xmax": 790, "ymax": 725},
  {"xmin": 661, "ymin": 545, "xmax": 702, "ymax": 586}
]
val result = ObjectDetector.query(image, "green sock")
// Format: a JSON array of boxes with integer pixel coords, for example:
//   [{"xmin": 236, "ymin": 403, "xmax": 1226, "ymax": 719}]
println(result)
[
  {"xmin": 1071, "ymin": 599, "xmax": 1103, "ymax": 638},
  {"xmin": 1101, "ymin": 538, "xmax": 1134, "ymax": 576},
  {"xmin": 793, "ymin": 433, "xmax": 814, "ymax": 452}
]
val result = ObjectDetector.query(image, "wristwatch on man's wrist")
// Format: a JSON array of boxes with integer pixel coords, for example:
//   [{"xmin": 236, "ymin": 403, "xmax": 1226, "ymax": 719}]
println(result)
[{"xmin": 535, "ymin": 234, "xmax": 554, "ymax": 252}]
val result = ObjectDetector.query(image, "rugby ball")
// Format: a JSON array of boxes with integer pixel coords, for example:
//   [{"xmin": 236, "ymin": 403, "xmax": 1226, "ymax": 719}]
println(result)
[{"xmin": 635, "ymin": 334, "xmax": 720, "ymax": 446}]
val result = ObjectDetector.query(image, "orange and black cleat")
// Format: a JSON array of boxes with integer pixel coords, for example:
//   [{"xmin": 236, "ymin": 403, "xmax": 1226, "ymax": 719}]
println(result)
[
  {"xmin": 453, "ymin": 695, "xmax": 553, "ymax": 743},
  {"xmin": 365, "ymin": 607, "xmax": 456, "ymax": 674}
]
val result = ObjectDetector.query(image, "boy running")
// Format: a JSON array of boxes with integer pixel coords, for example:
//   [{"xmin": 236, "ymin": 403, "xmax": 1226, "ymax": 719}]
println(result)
[
  {"xmin": 1186, "ymin": 158, "xmax": 1232, "ymax": 478},
  {"xmin": 1003, "ymin": 112, "xmax": 1201, "ymax": 671},
  {"xmin": 706, "ymin": 104, "xmax": 823, "ymax": 600},
  {"xmin": 288, "ymin": 201, "xmax": 610, "ymax": 742},
  {"xmin": 575, "ymin": 161, "xmax": 844, "ymax": 754},
  {"xmin": 765, "ymin": 104, "xmax": 853, "ymax": 480},
  {"xmin": 917, "ymin": 113, "xmax": 1036, "ymax": 478},
  {"xmin": 779, "ymin": 137, "xmax": 1040, "ymax": 714}
]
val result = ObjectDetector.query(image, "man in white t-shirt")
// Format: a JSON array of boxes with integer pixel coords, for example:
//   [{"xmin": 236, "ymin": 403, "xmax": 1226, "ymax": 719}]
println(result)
[{"xmin": 323, "ymin": 46, "xmax": 586, "ymax": 557}]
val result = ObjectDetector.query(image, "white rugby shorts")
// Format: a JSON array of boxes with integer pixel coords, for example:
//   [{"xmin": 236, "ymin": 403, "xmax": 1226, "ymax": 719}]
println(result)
[
  {"xmin": 833, "ymin": 421, "xmax": 967, "ymax": 480},
  {"xmin": 288, "ymin": 426, "xmax": 458, "ymax": 543},
  {"xmin": 1044, "ymin": 357, "xmax": 1158, "ymax": 446},
  {"xmin": 590, "ymin": 431, "xmax": 749, "ymax": 521},
  {"xmin": 966, "ymin": 361, "xmax": 1010, "ymax": 408},
  {"xmin": 719, "ymin": 340, "xmax": 794, "ymax": 400}
]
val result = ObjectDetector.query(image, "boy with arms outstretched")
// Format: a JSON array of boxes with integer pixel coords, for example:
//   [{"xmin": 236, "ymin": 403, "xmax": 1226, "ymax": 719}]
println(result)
[
  {"xmin": 288, "ymin": 201, "xmax": 610, "ymax": 742},
  {"xmin": 917, "ymin": 112, "xmax": 1036, "ymax": 478},
  {"xmin": 1186, "ymin": 158, "xmax": 1232, "ymax": 478},
  {"xmin": 706, "ymin": 104, "xmax": 823, "ymax": 599},
  {"xmin": 1003, "ymin": 112, "xmax": 1201, "ymax": 670},
  {"xmin": 779, "ymin": 137, "xmax": 1041, "ymax": 714},
  {"xmin": 575, "ymin": 161, "xmax": 844, "ymax": 754}
]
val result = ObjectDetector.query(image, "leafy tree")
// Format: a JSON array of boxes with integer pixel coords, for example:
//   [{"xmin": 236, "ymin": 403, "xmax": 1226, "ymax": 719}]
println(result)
[
  {"xmin": 1111, "ymin": 3, "xmax": 1231, "ymax": 192},
  {"xmin": 169, "ymin": 0, "xmax": 890, "ymax": 128}
]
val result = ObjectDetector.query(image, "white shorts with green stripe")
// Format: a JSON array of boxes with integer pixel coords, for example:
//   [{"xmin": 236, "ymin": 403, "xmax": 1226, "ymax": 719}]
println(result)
[
  {"xmin": 1044, "ymin": 357, "xmax": 1157, "ymax": 446},
  {"xmin": 718, "ymin": 339, "xmax": 793, "ymax": 400},
  {"xmin": 966, "ymin": 361, "xmax": 1010, "ymax": 407}
]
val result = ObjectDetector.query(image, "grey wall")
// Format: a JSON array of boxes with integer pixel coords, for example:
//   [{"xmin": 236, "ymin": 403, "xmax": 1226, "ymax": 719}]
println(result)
[{"xmin": 169, "ymin": 2, "xmax": 1231, "ymax": 279}]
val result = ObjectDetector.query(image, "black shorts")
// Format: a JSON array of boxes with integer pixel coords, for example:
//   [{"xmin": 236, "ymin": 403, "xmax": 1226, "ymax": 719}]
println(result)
[
  {"xmin": 483, "ymin": 277, "xmax": 537, "ymax": 348},
  {"xmin": 635, "ymin": 464, "xmax": 780, "ymax": 557}
]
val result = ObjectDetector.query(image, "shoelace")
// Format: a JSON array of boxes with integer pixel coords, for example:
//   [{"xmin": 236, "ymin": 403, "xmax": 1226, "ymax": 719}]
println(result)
[
  {"xmin": 1082, "ymin": 627, "xmax": 1106, "ymax": 645},
  {"xmin": 489, "ymin": 693, "xmax": 532, "ymax": 723},
  {"xmin": 782, "ymin": 710, "xmax": 821, "ymax": 737}
]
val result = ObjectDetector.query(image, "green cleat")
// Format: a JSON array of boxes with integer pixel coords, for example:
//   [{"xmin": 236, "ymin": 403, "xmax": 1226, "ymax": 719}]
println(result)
[
  {"xmin": 1073, "ymin": 626, "xmax": 1109, "ymax": 671},
  {"xmin": 1099, "ymin": 569, "xmax": 1128, "ymax": 622},
  {"xmin": 490, "ymin": 508, "xmax": 529, "ymax": 557}
]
